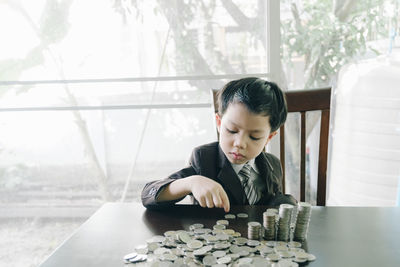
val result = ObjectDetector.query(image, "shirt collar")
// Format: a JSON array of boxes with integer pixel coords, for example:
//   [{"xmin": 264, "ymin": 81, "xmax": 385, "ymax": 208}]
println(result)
[{"xmin": 231, "ymin": 158, "xmax": 259, "ymax": 175}]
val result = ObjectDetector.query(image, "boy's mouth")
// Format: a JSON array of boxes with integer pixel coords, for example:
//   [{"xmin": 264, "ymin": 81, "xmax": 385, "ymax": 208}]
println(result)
[{"xmin": 231, "ymin": 152, "xmax": 244, "ymax": 160}]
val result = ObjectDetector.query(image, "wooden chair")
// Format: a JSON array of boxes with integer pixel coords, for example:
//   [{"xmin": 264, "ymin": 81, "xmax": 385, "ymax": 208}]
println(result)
[{"xmin": 211, "ymin": 88, "xmax": 331, "ymax": 206}]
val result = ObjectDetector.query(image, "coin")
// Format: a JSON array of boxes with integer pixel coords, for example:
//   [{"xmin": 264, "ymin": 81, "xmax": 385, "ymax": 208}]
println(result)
[
  {"xmin": 123, "ymin": 252, "xmax": 137, "ymax": 262},
  {"xmin": 267, "ymin": 253, "xmax": 280, "ymax": 261},
  {"xmin": 212, "ymin": 250, "xmax": 226, "ymax": 258},
  {"xmin": 178, "ymin": 231, "xmax": 192, "ymax": 244},
  {"xmin": 225, "ymin": 214, "xmax": 236, "ymax": 219},
  {"xmin": 164, "ymin": 230, "xmax": 176, "ymax": 237},
  {"xmin": 216, "ymin": 219, "xmax": 229, "ymax": 225},
  {"xmin": 308, "ymin": 253, "xmax": 316, "ymax": 261},
  {"xmin": 128, "ymin": 254, "xmax": 147, "ymax": 263},
  {"xmin": 187, "ymin": 240, "xmax": 203, "ymax": 249},
  {"xmin": 288, "ymin": 241, "xmax": 302, "ymax": 248},
  {"xmin": 189, "ymin": 223, "xmax": 204, "ymax": 230},
  {"xmin": 162, "ymin": 253, "xmax": 177, "ymax": 261},
  {"xmin": 238, "ymin": 257, "xmax": 252, "ymax": 264},
  {"xmin": 203, "ymin": 255, "xmax": 217, "ymax": 266},
  {"xmin": 213, "ymin": 224, "xmax": 226, "ymax": 230},
  {"xmin": 237, "ymin": 213, "xmax": 249, "ymax": 218},
  {"xmin": 217, "ymin": 255, "xmax": 231, "ymax": 264}
]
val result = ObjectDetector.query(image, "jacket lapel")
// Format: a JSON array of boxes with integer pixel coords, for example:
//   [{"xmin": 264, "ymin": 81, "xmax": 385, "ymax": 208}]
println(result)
[{"xmin": 215, "ymin": 144, "xmax": 247, "ymax": 205}]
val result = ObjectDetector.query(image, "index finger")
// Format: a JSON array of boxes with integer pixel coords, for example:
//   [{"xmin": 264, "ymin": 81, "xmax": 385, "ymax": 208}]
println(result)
[{"xmin": 219, "ymin": 189, "xmax": 230, "ymax": 213}]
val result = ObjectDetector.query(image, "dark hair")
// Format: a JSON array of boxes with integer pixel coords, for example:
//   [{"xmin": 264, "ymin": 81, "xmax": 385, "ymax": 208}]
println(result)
[{"xmin": 217, "ymin": 77, "xmax": 287, "ymax": 132}]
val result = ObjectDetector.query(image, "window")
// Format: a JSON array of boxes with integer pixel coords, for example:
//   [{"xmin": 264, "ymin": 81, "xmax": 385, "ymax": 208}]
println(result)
[{"xmin": 0, "ymin": 1, "xmax": 279, "ymax": 265}]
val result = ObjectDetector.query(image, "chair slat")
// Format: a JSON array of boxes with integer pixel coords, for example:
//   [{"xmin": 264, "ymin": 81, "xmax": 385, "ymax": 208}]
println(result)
[
  {"xmin": 300, "ymin": 111, "xmax": 306, "ymax": 202},
  {"xmin": 280, "ymin": 126, "xmax": 286, "ymax": 193},
  {"xmin": 317, "ymin": 109, "xmax": 330, "ymax": 206}
]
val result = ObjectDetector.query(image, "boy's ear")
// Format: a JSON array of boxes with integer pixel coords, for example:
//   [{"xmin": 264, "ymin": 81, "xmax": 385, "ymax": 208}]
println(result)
[
  {"xmin": 266, "ymin": 131, "xmax": 278, "ymax": 144},
  {"xmin": 215, "ymin": 113, "xmax": 222, "ymax": 132}
]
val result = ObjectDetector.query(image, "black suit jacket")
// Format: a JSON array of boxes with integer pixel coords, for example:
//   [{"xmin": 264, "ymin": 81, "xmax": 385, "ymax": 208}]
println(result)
[{"xmin": 141, "ymin": 142, "xmax": 297, "ymax": 209}]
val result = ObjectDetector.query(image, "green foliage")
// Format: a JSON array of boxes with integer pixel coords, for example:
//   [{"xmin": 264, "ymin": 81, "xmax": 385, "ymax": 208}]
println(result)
[{"xmin": 281, "ymin": 0, "xmax": 398, "ymax": 88}]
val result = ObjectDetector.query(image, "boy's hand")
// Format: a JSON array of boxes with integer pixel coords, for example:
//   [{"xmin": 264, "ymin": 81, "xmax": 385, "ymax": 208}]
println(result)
[{"xmin": 188, "ymin": 175, "xmax": 230, "ymax": 212}]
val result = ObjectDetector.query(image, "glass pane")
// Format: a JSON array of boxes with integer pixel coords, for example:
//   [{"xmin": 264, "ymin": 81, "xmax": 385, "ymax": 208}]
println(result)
[
  {"xmin": 284, "ymin": 112, "xmax": 300, "ymax": 200},
  {"xmin": 281, "ymin": 0, "xmax": 399, "ymax": 89},
  {"xmin": 0, "ymin": 0, "xmax": 268, "ymax": 81}
]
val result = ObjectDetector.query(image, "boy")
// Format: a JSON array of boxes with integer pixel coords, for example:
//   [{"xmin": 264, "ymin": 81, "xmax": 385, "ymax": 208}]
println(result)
[{"xmin": 141, "ymin": 77, "xmax": 297, "ymax": 212}]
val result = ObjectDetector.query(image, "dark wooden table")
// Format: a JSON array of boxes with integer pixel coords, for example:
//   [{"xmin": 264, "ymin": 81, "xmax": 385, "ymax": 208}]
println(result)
[{"xmin": 39, "ymin": 203, "xmax": 400, "ymax": 267}]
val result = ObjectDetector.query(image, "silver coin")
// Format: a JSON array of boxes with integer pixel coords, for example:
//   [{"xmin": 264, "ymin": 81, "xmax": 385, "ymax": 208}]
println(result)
[
  {"xmin": 217, "ymin": 255, "xmax": 231, "ymax": 264},
  {"xmin": 123, "ymin": 252, "xmax": 137, "ymax": 261},
  {"xmin": 213, "ymin": 224, "xmax": 226, "ymax": 230},
  {"xmin": 225, "ymin": 214, "xmax": 236, "ymax": 219},
  {"xmin": 212, "ymin": 250, "xmax": 227, "ymax": 258},
  {"xmin": 226, "ymin": 253, "xmax": 240, "ymax": 260},
  {"xmin": 189, "ymin": 223, "xmax": 204, "ymax": 230},
  {"xmin": 223, "ymin": 229, "xmax": 235, "ymax": 235},
  {"xmin": 247, "ymin": 240, "xmax": 261, "ymax": 247},
  {"xmin": 288, "ymin": 241, "xmax": 302, "ymax": 248},
  {"xmin": 238, "ymin": 257, "xmax": 253, "ymax": 264},
  {"xmin": 237, "ymin": 213, "xmax": 249, "ymax": 218},
  {"xmin": 151, "ymin": 235, "xmax": 166, "ymax": 243},
  {"xmin": 134, "ymin": 245, "xmax": 148, "ymax": 254},
  {"xmin": 274, "ymin": 245, "xmax": 288, "ymax": 252},
  {"xmin": 178, "ymin": 232, "xmax": 192, "ymax": 244},
  {"xmin": 154, "ymin": 247, "xmax": 169, "ymax": 255},
  {"xmin": 289, "ymin": 247, "xmax": 305, "ymax": 253},
  {"xmin": 214, "ymin": 241, "xmax": 231, "ymax": 250},
  {"xmin": 294, "ymin": 251, "xmax": 308, "ymax": 259},
  {"xmin": 187, "ymin": 240, "xmax": 203, "ymax": 249},
  {"xmin": 252, "ymin": 256, "xmax": 271, "ymax": 267},
  {"xmin": 234, "ymin": 237, "xmax": 248, "ymax": 245},
  {"xmin": 203, "ymin": 255, "xmax": 217, "ymax": 266},
  {"xmin": 216, "ymin": 219, "xmax": 229, "ymax": 225},
  {"xmin": 307, "ymin": 253, "xmax": 316, "ymax": 261},
  {"xmin": 128, "ymin": 254, "xmax": 147, "ymax": 263},
  {"xmin": 215, "ymin": 233, "xmax": 230, "ymax": 241},
  {"xmin": 237, "ymin": 249, "xmax": 250, "ymax": 257},
  {"xmin": 293, "ymin": 257, "xmax": 307, "ymax": 263},
  {"xmin": 278, "ymin": 251, "xmax": 295, "ymax": 258},
  {"xmin": 164, "ymin": 231, "xmax": 176, "ymax": 237},
  {"xmin": 161, "ymin": 253, "xmax": 178, "ymax": 261},
  {"xmin": 266, "ymin": 253, "xmax": 280, "ymax": 261}
]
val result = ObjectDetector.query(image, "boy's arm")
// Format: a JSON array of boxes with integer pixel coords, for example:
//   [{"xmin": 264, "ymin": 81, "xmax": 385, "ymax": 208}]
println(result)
[
  {"xmin": 157, "ymin": 175, "xmax": 230, "ymax": 212},
  {"xmin": 141, "ymin": 165, "xmax": 196, "ymax": 209},
  {"xmin": 142, "ymin": 144, "xmax": 230, "ymax": 211},
  {"xmin": 264, "ymin": 153, "xmax": 298, "ymax": 206}
]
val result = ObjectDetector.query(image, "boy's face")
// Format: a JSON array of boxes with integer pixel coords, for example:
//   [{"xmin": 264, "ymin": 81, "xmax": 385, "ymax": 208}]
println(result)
[{"xmin": 216, "ymin": 102, "xmax": 277, "ymax": 165}]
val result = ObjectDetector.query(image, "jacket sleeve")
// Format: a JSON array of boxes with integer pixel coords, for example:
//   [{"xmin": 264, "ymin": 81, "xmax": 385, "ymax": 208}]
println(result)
[
  {"xmin": 265, "ymin": 153, "xmax": 298, "ymax": 206},
  {"xmin": 141, "ymin": 148, "xmax": 201, "ymax": 209}
]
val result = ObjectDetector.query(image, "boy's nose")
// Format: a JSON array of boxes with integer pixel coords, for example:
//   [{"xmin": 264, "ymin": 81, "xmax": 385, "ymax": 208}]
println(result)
[{"xmin": 233, "ymin": 134, "xmax": 246, "ymax": 148}]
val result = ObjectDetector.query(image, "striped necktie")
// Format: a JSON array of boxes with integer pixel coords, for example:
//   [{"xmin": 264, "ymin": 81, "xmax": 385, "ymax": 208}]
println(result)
[{"xmin": 238, "ymin": 163, "xmax": 258, "ymax": 205}]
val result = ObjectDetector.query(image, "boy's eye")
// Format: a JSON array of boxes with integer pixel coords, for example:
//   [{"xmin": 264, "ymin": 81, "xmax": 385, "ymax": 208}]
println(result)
[
  {"xmin": 226, "ymin": 128, "xmax": 237, "ymax": 134},
  {"xmin": 250, "ymin": 136, "xmax": 262, "ymax": 141}
]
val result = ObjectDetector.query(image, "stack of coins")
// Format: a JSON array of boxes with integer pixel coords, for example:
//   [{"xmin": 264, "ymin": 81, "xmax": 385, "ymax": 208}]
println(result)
[
  {"xmin": 263, "ymin": 209, "xmax": 277, "ymax": 240},
  {"xmin": 247, "ymin": 221, "xmax": 262, "ymax": 240},
  {"xmin": 294, "ymin": 202, "xmax": 312, "ymax": 241},
  {"xmin": 277, "ymin": 204, "xmax": 294, "ymax": 241}
]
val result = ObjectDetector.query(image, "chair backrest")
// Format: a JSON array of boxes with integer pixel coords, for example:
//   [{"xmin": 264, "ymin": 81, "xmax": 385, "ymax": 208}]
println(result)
[{"xmin": 211, "ymin": 88, "xmax": 331, "ymax": 206}]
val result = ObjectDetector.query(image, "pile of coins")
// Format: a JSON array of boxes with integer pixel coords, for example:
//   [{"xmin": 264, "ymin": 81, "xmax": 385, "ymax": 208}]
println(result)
[
  {"xmin": 247, "ymin": 221, "xmax": 262, "ymax": 240},
  {"xmin": 263, "ymin": 208, "xmax": 278, "ymax": 240},
  {"xmin": 294, "ymin": 202, "xmax": 312, "ymax": 241},
  {"xmin": 277, "ymin": 204, "xmax": 294, "ymax": 241},
  {"xmin": 124, "ymin": 205, "xmax": 316, "ymax": 266}
]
